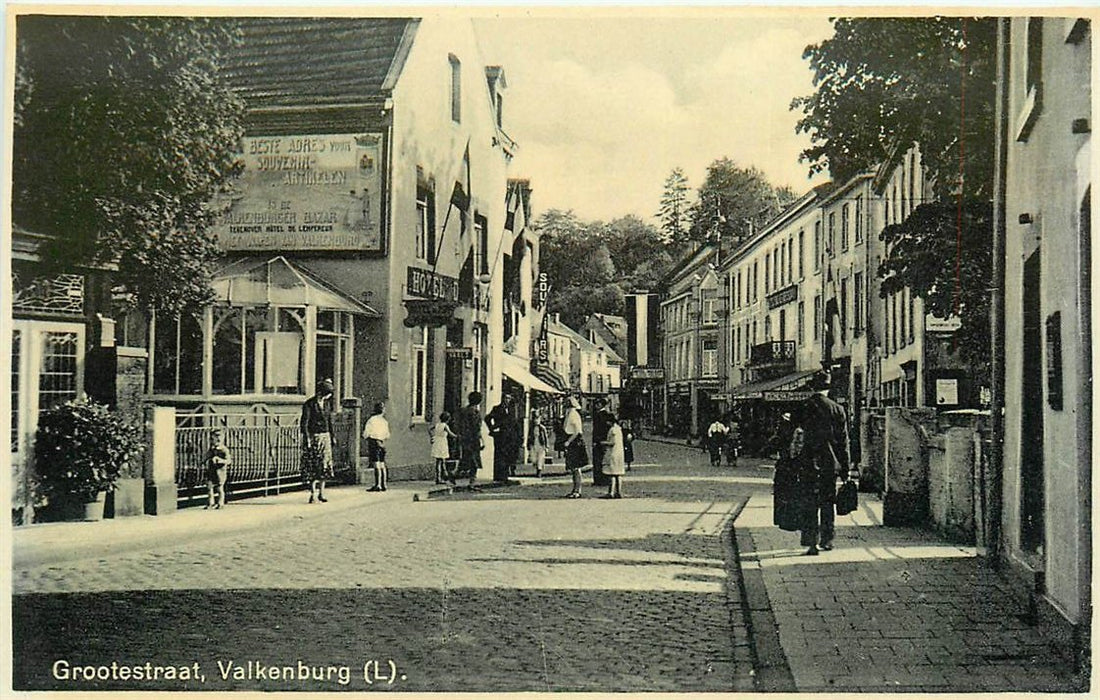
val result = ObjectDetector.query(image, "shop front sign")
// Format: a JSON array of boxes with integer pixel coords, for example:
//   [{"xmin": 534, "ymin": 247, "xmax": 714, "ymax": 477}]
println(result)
[
  {"xmin": 403, "ymin": 299, "xmax": 458, "ymax": 328},
  {"xmin": 407, "ymin": 267, "xmax": 460, "ymax": 302},
  {"xmin": 213, "ymin": 133, "xmax": 384, "ymax": 252}
]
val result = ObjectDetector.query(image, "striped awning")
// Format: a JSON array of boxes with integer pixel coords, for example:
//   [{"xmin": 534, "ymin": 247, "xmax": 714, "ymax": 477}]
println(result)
[
  {"xmin": 730, "ymin": 369, "xmax": 817, "ymax": 402},
  {"xmin": 532, "ymin": 363, "xmax": 569, "ymax": 393}
]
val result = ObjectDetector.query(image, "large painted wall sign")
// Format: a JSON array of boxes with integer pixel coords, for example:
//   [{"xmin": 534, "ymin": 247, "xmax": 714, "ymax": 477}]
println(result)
[{"xmin": 214, "ymin": 133, "xmax": 383, "ymax": 252}]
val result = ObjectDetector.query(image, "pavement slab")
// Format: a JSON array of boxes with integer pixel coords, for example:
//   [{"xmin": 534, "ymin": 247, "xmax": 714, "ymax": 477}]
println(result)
[{"xmin": 734, "ymin": 488, "xmax": 1087, "ymax": 693}]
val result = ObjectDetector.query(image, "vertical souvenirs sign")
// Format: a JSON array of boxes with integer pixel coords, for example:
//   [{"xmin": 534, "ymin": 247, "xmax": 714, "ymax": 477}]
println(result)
[{"xmin": 214, "ymin": 134, "xmax": 383, "ymax": 252}]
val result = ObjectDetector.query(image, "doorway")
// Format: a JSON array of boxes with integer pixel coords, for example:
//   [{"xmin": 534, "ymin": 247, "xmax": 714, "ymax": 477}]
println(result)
[{"xmin": 1020, "ymin": 250, "xmax": 1045, "ymax": 556}]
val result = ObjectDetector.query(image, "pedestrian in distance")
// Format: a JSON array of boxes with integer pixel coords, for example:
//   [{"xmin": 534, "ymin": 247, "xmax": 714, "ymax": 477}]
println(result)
[
  {"xmin": 771, "ymin": 411, "xmax": 801, "ymax": 531},
  {"xmin": 562, "ymin": 395, "xmax": 589, "ymax": 498},
  {"xmin": 363, "ymin": 401, "xmax": 391, "ymax": 492},
  {"xmin": 430, "ymin": 411, "xmax": 458, "ymax": 485},
  {"xmin": 622, "ymin": 418, "xmax": 635, "ymax": 472},
  {"xmin": 600, "ymin": 413, "xmax": 626, "ymax": 499},
  {"xmin": 300, "ymin": 378, "xmax": 336, "ymax": 504},
  {"xmin": 485, "ymin": 394, "xmax": 520, "ymax": 482},
  {"xmin": 591, "ymin": 398, "xmax": 614, "ymax": 487},
  {"xmin": 204, "ymin": 428, "xmax": 232, "ymax": 510},
  {"xmin": 706, "ymin": 417, "xmax": 729, "ymax": 467},
  {"xmin": 792, "ymin": 371, "xmax": 855, "ymax": 555},
  {"xmin": 453, "ymin": 391, "xmax": 485, "ymax": 491},
  {"xmin": 725, "ymin": 417, "xmax": 740, "ymax": 467},
  {"xmin": 528, "ymin": 411, "xmax": 550, "ymax": 478}
]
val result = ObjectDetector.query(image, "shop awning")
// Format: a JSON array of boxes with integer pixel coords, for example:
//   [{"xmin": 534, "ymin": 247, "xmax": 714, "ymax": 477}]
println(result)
[
  {"xmin": 212, "ymin": 256, "xmax": 380, "ymax": 315},
  {"xmin": 501, "ymin": 353, "xmax": 563, "ymax": 394},
  {"xmin": 730, "ymin": 369, "xmax": 818, "ymax": 402},
  {"xmin": 532, "ymin": 363, "xmax": 570, "ymax": 392}
]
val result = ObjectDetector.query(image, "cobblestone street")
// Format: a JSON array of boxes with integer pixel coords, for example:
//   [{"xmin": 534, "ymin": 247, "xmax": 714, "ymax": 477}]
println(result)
[{"xmin": 12, "ymin": 440, "xmax": 762, "ymax": 692}]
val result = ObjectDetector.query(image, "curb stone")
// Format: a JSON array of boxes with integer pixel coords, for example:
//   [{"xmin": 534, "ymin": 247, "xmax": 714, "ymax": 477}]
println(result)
[{"xmin": 731, "ymin": 518, "xmax": 797, "ymax": 692}]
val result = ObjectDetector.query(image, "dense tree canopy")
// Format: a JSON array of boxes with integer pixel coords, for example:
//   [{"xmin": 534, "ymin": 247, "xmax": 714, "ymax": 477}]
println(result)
[
  {"xmin": 534, "ymin": 209, "xmax": 675, "ymax": 329},
  {"xmin": 879, "ymin": 201, "xmax": 993, "ymax": 371},
  {"xmin": 14, "ymin": 16, "xmax": 245, "ymax": 312},
  {"xmin": 794, "ymin": 17, "xmax": 999, "ymax": 374},
  {"xmin": 791, "ymin": 17, "xmax": 997, "ymax": 200},
  {"xmin": 689, "ymin": 159, "xmax": 796, "ymax": 246}
]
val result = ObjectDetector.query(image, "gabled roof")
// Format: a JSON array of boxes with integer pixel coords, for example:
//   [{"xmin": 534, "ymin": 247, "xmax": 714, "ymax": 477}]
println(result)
[
  {"xmin": 222, "ymin": 17, "xmax": 418, "ymax": 131},
  {"xmin": 547, "ymin": 319, "xmax": 602, "ymax": 354},
  {"xmin": 212, "ymin": 256, "xmax": 380, "ymax": 315}
]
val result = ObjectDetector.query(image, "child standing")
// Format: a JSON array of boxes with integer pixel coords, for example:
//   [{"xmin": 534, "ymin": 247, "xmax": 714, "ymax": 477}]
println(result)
[
  {"xmin": 601, "ymin": 414, "xmax": 626, "ymax": 499},
  {"xmin": 623, "ymin": 419, "xmax": 635, "ymax": 472},
  {"xmin": 205, "ymin": 429, "xmax": 232, "ymax": 510},
  {"xmin": 528, "ymin": 412, "xmax": 550, "ymax": 478},
  {"xmin": 431, "ymin": 411, "xmax": 457, "ymax": 484},
  {"xmin": 363, "ymin": 402, "xmax": 391, "ymax": 492}
]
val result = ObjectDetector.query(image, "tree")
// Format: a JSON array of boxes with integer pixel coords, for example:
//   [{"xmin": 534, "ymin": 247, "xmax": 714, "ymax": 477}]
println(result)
[
  {"xmin": 550, "ymin": 284, "xmax": 625, "ymax": 331},
  {"xmin": 793, "ymin": 18, "xmax": 999, "ymax": 372},
  {"xmin": 791, "ymin": 17, "xmax": 997, "ymax": 200},
  {"xmin": 13, "ymin": 16, "xmax": 245, "ymax": 313},
  {"xmin": 535, "ymin": 210, "xmax": 616, "ymax": 291},
  {"xmin": 689, "ymin": 159, "xmax": 796, "ymax": 246},
  {"xmin": 657, "ymin": 168, "xmax": 691, "ymax": 245},
  {"xmin": 878, "ymin": 201, "xmax": 993, "ymax": 372}
]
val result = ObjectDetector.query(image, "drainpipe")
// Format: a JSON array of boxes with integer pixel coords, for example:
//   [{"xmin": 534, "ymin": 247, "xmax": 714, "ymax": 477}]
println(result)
[{"xmin": 988, "ymin": 17, "xmax": 1011, "ymax": 563}]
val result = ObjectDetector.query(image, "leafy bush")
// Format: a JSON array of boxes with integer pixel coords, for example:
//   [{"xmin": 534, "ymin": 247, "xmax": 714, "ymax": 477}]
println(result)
[{"xmin": 34, "ymin": 399, "xmax": 145, "ymax": 504}]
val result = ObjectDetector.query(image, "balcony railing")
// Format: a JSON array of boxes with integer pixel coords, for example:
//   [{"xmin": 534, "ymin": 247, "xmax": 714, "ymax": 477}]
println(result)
[{"xmin": 749, "ymin": 340, "xmax": 796, "ymax": 367}]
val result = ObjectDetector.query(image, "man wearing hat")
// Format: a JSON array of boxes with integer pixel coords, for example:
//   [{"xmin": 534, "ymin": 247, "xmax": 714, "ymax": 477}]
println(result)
[{"xmin": 795, "ymin": 370, "xmax": 852, "ymax": 555}]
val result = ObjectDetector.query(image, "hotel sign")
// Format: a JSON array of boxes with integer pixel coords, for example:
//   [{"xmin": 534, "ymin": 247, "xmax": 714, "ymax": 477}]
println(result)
[
  {"xmin": 767, "ymin": 284, "xmax": 798, "ymax": 310},
  {"xmin": 214, "ymin": 133, "xmax": 383, "ymax": 252},
  {"xmin": 407, "ymin": 267, "xmax": 460, "ymax": 302}
]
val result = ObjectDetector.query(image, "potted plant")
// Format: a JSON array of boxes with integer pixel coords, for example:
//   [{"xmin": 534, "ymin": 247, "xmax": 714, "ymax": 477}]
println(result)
[{"xmin": 33, "ymin": 398, "xmax": 145, "ymax": 522}]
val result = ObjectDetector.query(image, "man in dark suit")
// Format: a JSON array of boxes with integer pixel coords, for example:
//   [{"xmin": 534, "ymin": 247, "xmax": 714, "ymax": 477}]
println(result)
[{"xmin": 796, "ymin": 371, "xmax": 851, "ymax": 555}]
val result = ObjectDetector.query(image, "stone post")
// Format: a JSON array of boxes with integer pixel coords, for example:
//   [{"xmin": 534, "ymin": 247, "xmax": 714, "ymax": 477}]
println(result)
[
  {"xmin": 341, "ymin": 397, "xmax": 365, "ymax": 485},
  {"xmin": 143, "ymin": 405, "xmax": 178, "ymax": 515}
]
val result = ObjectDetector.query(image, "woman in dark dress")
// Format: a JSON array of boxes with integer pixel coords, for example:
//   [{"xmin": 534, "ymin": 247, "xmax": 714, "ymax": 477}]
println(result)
[{"xmin": 300, "ymin": 378, "xmax": 336, "ymax": 504}]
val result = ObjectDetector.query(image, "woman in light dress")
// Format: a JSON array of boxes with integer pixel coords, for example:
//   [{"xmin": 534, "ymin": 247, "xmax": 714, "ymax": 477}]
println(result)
[{"xmin": 601, "ymin": 413, "xmax": 626, "ymax": 499}]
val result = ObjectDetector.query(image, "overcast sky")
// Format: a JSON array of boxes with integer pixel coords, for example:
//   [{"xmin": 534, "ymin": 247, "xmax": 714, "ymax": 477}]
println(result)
[{"xmin": 473, "ymin": 13, "xmax": 835, "ymax": 225}]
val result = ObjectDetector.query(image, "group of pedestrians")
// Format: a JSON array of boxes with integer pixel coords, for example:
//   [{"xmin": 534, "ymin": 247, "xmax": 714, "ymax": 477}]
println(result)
[
  {"xmin": 704, "ymin": 416, "xmax": 741, "ymax": 468},
  {"xmin": 292, "ymin": 378, "xmax": 644, "ymax": 505}
]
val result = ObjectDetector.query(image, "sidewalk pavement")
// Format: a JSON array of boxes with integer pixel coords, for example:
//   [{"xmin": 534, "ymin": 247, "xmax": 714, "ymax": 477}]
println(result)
[{"xmin": 733, "ymin": 490, "xmax": 1087, "ymax": 693}]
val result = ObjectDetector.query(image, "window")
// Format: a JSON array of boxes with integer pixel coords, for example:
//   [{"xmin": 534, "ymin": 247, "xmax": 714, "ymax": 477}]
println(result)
[
  {"xmin": 855, "ymin": 197, "xmax": 864, "ymax": 243},
  {"xmin": 753, "ymin": 262, "xmax": 759, "ymax": 301},
  {"xmin": 472, "ymin": 324, "xmax": 485, "ymax": 395},
  {"xmin": 841, "ymin": 204, "xmax": 850, "ymax": 250},
  {"xmin": 891, "ymin": 293, "xmax": 898, "ymax": 353},
  {"xmin": 475, "ymin": 214, "xmax": 489, "ymax": 276},
  {"xmin": 416, "ymin": 180, "xmax": 437, "ymax": 263},
  {"xmin": 787, "ymin": 237, "xmax": 794, "ymax": 283},
  {"xmin": 449, "ymin": 54, "xmax": 462, "ymax": 123},
  {"xmin": 899, "ymin": 289, "xmax": 907, "ymax": 347},
  {"xmin": 798, "ymin": 230, "xmax": 805, "ymax": 278},
  {"xmin": 38, "ymin": 332, "xmax": 81, "ymax": 414},
  {"xmin": 797, "ymin": 301, "xmax": 805, "ymax": 345},
  {"xmin": 315, "ymin": 309, "xmax": 351, "ymax": 400},
  {"xmin": 909, "ymin": 291, "xmax": 916, "ymax": 344},
  {"xmin": 827, "ymin": 213, "xmax": 836, "ymax": 256},
  {"xmin": 854, "ymin": 272, "xmax": 864, "ymax": 338},
  {"xmin": 764, "ymin": 316, "xmax": 772, "ymax": 341},
  {"xmin": 153, "ymin": 311, "xmax": 204, "ymax": 395},
  {"xmin": 813, "ymin": 295, "xmax": 821, "ymax": 341},
  {"xmin": 702, "ymin": 339, "xmax": 718, "ymax": 377},
  {"xmin": 884, "ymin": 298, "xmax": 891, "ymax": 353},
  {"xmin": 411, "ymin": 327, "xmax": 428, "ymax": 420},
  {"xmin": 745, "ymin": 322, "xmax": 751, "ymax": 358},
  {"xmin": 765, "ymin": 254, "xmax": 771, "ymax": 293},
  {"xmin": 840, "ymin": 278, "xmax": 848, "ymax": 344},
  {"xmin": 814, "ymin": 222, "xmax": 822, "ymax": 270},
  {"xmin": 702, "ymin": 298, "xmax": 717, "ymax": 325},
  {"xmin": 1027, "ymin": 18, "xmax": 1044, "ymax": 99}
]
